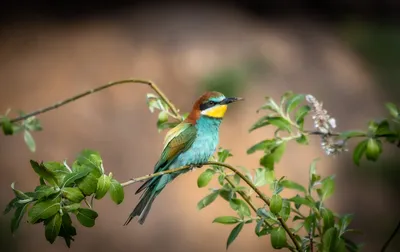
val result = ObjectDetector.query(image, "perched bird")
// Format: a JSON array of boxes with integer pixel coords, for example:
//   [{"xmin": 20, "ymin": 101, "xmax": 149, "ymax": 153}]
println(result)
[{"xmin": 124, "ymin": 91, "xmax": 243, "ymax": 225}]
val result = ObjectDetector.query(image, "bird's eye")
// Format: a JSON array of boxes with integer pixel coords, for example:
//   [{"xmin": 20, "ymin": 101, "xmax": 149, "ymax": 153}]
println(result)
[{"xmin": 208, "ymin": 101, "xmax": 215, "ymax": 106}]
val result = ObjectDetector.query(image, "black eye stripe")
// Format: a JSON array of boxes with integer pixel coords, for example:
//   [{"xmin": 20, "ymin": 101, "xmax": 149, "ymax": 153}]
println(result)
[{"xmin": 200, "ymin": 100, "xmax": 219, "ymax": 111}]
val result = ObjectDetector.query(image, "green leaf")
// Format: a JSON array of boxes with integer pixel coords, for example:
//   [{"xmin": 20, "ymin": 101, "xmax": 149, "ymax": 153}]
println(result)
[
  {"xmin": 318, "ymin": 176, "xmax": 335, "ymax": 201},
  {"xmin": 322, "ymin": 227, "xmax": 343, "ymax": 252},
  {"xmin": 218, "ymin": 174, "xmax": 225, "ymax": 186},
  {"xmin": 268, "ymin": 117, "xmax": 292, "ymax": 133},
  {"xmin": 11, "ymin": 182, "xmax": 31, "ymax": 200},
  {"xmin": 197, "ymin": 191, "xmax": 219, "ymax": 210},
  {"xmin": 321, "ymin": 208, "xmax": 335, "ymax": 232},
  {"xmin": 376, "ymin": 120, "xmax": 394, "ymax": 136},
  {"xmin": 146, "ymin": 93, "xmax": 162, "ymax": 113},
  {"xmin": 255, "ymin": 219, "xmax": 273, "ymax": 237},
  {"xmin": 272, "ymin": 142, "xmax": 286, "ymax": 163},
  {"xmin": 344, "ymin": 237, "xmax": 361, "ymax": 252},
  {"xmin": 35, "ymin": 185, "xmax": 58, "ymax": 200},
  {"xmin": 249, "ymin": 116, "xmax": 270, "ymax": 132},
  {"xmin": 288, "ymin": 195, "xmax": 314, "ymax": 209},
  {"xmin": 285, "ymin": 94, "xmax": 305, "ymax": 114},
  {"xmin": 30, "ymin": 160, "xmax": 58, "ymax": 186},
  {"xmin": 45, "ymin": 212, "xmax": 62, "ymax": 244},
  {"xmin": 365, "ymin": 138, "xmax": 381, "ymax": 161},
  {"xmin": 77, "ymin": 172, "xmax": 99, "ymax": 196},
  {"xmin": 157, "ymin": 111, "xmax": 169, "ymax": 124},
  {"xmin": 75, "ymin": 208, "xmax": 98, "ymax": 227},
  {"xmin": 58, "ymin": 213, "xmax": 77, "ymax": 248},
  {"xmin": 230, "ymin": 199, "xmax": 251, "ymax": 218},
  {"xmin": 218, "ymin": 148, "xmax": 233, "ymax": 162},
  {"xmin": 280, "ymin": 91, "xmax": 294, "ymax": 107},
  {"xmin": 4, "ymin": 198, "xmax": 18, "ymax": 215},
  {"xmin": 247, "ymin": 139, "xmax": 276, "ymax": 154},
  {"xmin": 1, "ymin": 117, "xmax": 13, "ymax": 135},
  {"xmin": 340, "ymin": 131, "xmax": 366, "ymax": 139},
  {"xmin": 75, "ymin": 149, "xmax": 103, "ymax": 172},
  {"xmin": 254, "ymin": 167, "xmax": 273, "ymax": 187},
  {"xmin": 385, "ymin": 102, "xmax": 399, "ymax": 118},
  {"xmin": 62, "ymin": 203, "xmax": 81, "ymax": 212},
  {"xmin": 11, "ymin": 203, "xmax": 29, "ymax": 233},
  {"xmin": 197, "ymin": 169, "xmax": 215, "ymax": 188},
  {"xmin": 43, "ymin": 162, "xmax": 71, "ymax": 185},
  {"xmin": 368, "ymin": 120, "xmax": 379, "ymax": 134},
  {"xmin": 295, "ymin": 105, "xmax": 311, "ymax": 127},
  {"xmin": 260, "ymin": 154, "xmax": 274, "ymax": 170},
  {"xmin": 219, "ymin": 183, "xmax": 236, "ymax": 202},
  {"xmin": 303, "ymin": 214, "xmax": 316, "ymax": 233},
  {"xmin": 258, "ymin": 97, "xmax": 280, "ymax": 113},
  {"xmin": 24, "ymin": 130, "xmax": 36, "ymax": 152},
  {"xmin": 24, "ymin": 116, "xmax": 42, "ymax": 131},
  {"xmin": 270, "ymin": 195, "xmax": 283, "ymax": 214},
  {"xmin": 271, "ymin": 227, "xmax": 287, "ymax": 249},
  {"xmin": 28, "ymin": 199, "xmax": 61, "ymax": 224},
  {"xmin": 296, "ymin": 134, "xmax": 309, "ymax": 144},
  {"xmin": 62, "ymin": 187, "xmax": 85, "ymax": 203},
  {"xmin": 213, "ymin": 216, "xmax": 241, "ymax": 225},
  {"xmin": 281, "ymin": 180, "xmax": 307, "ymax": 194},
  {"xmin": 233, "ymin": 174, "xmax": 240, "ymax": 185},
  {"xmin": 95, "ymin": 174, "xmax": 111, "ymax": 199},
  {"xmin": 338, "ymin": 214, "xmax": 353, "ymax": 236},
  {"xmin": 279, "ymin": 199, "xmax": 291, "ymax": 222},
  {"xmin": 226, "ymin": 222, "xmax": 244, "ymax": 249},
  {"xmin": 353, "ymin": 140, "xmax": 368, "ymax": 166},
  {"xmin": 257, "ymin": 208, "xmax": 278, "ymax": 221},
  {"xmin": 62, "ymin": 170, "xmax": 91, "ymax": 187},
  {"xmin": 109, "ymin": 179, "xmax": 124, "ymax": 204}
]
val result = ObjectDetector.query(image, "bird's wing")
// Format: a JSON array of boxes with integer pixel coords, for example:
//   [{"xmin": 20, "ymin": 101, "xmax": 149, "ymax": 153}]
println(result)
[
  {"xmin": 155, "ymin": 121, "xmax": 197, "ymax": 172},
  {"xmin": 135, "ymin": 122, "xmax": 197, "ymax": 194}
]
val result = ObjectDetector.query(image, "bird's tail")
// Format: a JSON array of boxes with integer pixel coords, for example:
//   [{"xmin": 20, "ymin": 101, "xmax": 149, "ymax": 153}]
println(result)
[{"xmin": 124, "ymin": 187, "xmax": 157, "ymax": 225}]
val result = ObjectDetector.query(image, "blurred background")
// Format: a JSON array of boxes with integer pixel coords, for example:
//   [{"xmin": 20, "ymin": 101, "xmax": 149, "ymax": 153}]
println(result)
[{"xmin": 0, "ymin": 1, "xmax": 399, "ymax": 251}]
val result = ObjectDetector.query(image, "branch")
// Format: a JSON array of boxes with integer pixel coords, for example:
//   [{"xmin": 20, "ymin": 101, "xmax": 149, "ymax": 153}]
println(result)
[
  {"xmin": 1, "ymin": 79, "xmax": 181, "ymax": 125},
  {"xmin": 381, "ymin": 219, "xmax": 400, "ymax": 252},
  {"xmin": 120, "ymin": 165, "xmax": 191, "ymax": 187},
  {"xmin": 121, "ymin": 161, "xmax": 301, "ymax": 251}
]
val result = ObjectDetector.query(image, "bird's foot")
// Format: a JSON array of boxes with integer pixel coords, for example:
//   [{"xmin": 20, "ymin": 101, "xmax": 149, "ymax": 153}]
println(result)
[{"xmin": 189, "ymin": 164, "xmax": 203, "ymax": 172}]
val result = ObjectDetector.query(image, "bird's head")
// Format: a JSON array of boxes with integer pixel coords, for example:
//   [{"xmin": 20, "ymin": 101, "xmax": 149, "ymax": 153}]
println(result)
[{"xmin": 187, "ymin": 91, "xmax": 243, "ymax": 122}]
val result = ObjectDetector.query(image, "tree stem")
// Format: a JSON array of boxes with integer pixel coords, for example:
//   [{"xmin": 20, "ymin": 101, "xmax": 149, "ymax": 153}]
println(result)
[
  {"xmin": 2, "ymin": 79, "xmax": 181, "ymax": 125},
  {"xmin": 381, "ymin": 219, "xmax": 400, "ymax": 252}
]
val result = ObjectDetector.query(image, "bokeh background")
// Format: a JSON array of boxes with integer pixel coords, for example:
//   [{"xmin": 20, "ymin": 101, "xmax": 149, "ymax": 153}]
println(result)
[{"xmin": 0, "ymin": 1, "xmax": 399, "ymax": 251}]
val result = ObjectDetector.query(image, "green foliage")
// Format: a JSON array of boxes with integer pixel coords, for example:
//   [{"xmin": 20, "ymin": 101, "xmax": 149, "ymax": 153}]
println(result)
[
  {"xmin": 0, "ymin": 111, "xmax": 42, "ymax": 152},
  {"xmin": 146, "ymin": 93, "xmax": 181, "ymax": 132},
  {"xmin": 4, "ymin": 149, "xmax": 124, "ymax": 246},
  {"xmin": 3, "ymin": 86, "xmax": 399, "ymax": 251}
]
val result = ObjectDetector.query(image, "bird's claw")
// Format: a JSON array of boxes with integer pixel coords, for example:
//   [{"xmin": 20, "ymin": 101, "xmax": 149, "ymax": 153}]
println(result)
[{"xmin": 189, "ymin": 164, "xmax": 203, "ymax": 172}]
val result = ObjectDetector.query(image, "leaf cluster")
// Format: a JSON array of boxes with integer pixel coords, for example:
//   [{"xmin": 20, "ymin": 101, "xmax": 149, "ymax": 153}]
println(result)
[
  {"xmin": 1, "ymin": 111, "xmax": 42, "ymax": 152},
  {"xmin": 4, "ymin": 149, "xmax": 124, "ymax": 247}
]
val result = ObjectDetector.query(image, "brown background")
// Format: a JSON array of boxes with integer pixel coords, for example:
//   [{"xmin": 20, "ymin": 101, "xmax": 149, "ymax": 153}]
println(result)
[{"xmin": 0, "ymin": 1, "xmax": 399, "ymax": 252}]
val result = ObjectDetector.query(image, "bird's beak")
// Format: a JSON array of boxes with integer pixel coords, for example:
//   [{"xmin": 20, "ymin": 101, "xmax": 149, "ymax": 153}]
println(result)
[{"xmin": 221, "ymin": 97, "xmax": 244, "ymax": 105}]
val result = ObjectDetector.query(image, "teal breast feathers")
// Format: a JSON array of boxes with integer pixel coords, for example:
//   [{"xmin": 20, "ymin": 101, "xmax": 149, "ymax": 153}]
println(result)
[{"xmin": 171, "ymin": 116, "xmax": 222, "ymax": 168}]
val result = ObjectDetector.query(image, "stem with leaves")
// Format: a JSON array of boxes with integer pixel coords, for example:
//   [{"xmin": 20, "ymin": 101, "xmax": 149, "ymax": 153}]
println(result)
[{"xmin": 0, "ymin": 79, "xmax": 181, "ymax": 127}]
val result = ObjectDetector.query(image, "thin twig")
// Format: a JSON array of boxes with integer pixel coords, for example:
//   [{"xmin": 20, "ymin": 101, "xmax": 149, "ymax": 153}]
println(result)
[
  {"xmin": 1, "ymin": 79, "xmax": 181, "ymax": 125},
  {"xmin": 120, "ymin": 165, "xmax": 191, "ymax": 187},
  {"xmin": 84, "ymin": 198, "xmax": 92, "ymax": 209},
  {"xmin": 381, "ymin": 219, "xmax": 400, "ymax": 252}
]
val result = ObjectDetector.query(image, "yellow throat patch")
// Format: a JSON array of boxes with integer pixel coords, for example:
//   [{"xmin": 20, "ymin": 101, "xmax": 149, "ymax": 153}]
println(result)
[{"xmin": 202, "ymin": 104, "xmax": 228, "ymax": 118}]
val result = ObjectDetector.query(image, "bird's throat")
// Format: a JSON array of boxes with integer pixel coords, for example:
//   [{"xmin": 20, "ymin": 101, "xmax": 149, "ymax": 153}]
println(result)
[{"xmin": 201, "ymin": 104, "xmax": 227, "ymax": 118}]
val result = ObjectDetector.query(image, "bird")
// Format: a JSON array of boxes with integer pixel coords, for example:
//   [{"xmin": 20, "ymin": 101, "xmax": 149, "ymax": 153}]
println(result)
[{"xmin": 124, "ymin": 91, "xmax": 243, "ymax": 225}]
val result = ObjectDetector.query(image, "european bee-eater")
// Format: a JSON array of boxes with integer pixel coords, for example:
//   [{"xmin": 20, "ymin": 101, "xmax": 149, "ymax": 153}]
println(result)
[{"xmin": 124, "ymin": 91, "xmax": 243, "ymax": 225}]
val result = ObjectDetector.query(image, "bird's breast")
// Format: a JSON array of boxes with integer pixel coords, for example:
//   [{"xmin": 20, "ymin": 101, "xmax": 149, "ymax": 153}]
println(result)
[{"xmin": 171, "ymin": 117, "xmax": 221, "ymax": 168}]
